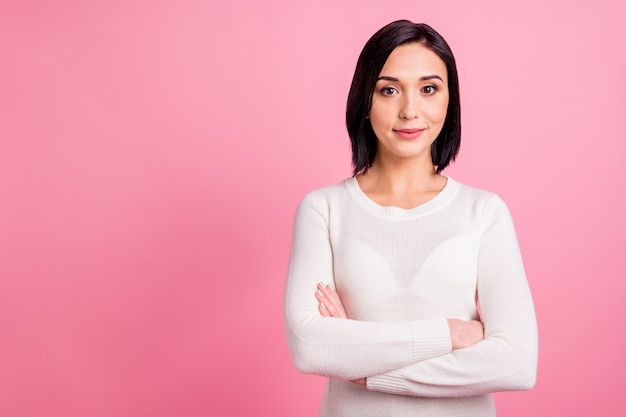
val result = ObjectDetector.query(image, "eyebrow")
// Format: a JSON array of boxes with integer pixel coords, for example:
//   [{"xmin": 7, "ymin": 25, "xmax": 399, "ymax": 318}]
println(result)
[{"xmin": 377, "ymin": 75, "xmax": 444, "ymax": 82}]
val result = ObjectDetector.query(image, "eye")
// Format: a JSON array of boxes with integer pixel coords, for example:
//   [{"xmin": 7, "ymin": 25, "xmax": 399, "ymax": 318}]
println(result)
[
  {"xmin": 380, "ymin": 86, "xmax": 398, "ymax": 96},
  {"xmin": 421, "ymin": 85, "xmax": 438, "ymax": 95}
]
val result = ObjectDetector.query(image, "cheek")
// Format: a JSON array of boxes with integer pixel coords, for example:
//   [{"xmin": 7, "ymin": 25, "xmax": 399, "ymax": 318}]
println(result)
[
  {"xmin": 368, "ymin": 103, "xmax": 391, "ymax": 127},
  {"xmin": 440, "ymin": 95, "xmax": 450, "ymax": 120},
  {"xmin": 426, "ymin": 98, "xmax": 449, "ymax": 123}
]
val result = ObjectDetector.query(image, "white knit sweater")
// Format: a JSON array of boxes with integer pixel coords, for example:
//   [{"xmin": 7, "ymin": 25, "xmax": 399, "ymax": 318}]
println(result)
[{"xmin": 284, "ymin": 177, "xmax": 538, "ymax": 417}]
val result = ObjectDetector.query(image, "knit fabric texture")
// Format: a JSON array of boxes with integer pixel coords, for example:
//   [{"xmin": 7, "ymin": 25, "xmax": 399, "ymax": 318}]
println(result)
[{"xmin": 284, "ymin": 177, "xmax": 538, "ymax": 417}]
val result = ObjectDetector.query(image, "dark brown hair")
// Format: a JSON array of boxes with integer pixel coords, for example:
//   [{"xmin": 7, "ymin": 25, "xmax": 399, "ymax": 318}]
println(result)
[{"xmin": 346, "ymin": 20, "xmax": 461, "ymax": 174}]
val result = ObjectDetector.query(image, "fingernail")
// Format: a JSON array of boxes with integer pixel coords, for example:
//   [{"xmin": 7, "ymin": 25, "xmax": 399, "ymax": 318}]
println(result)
[
  {"xmin": 319, "ymin": 302, "xmax": 326, "ymax": 310},
  {"xmin": 316, "ymin": 290, "xmax": 324, "ymax": 297}
]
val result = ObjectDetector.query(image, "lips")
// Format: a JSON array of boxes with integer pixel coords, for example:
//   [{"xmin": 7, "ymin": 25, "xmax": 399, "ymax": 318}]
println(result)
[{"xmin": 393, "ymin": 128, "xmax": 425, "ymax": 139}]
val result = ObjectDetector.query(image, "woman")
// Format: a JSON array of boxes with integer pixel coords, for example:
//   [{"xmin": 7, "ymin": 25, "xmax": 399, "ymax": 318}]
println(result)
[{"xmin": 284, "ymin": 20, "xmax": 537, "ymax": 417}]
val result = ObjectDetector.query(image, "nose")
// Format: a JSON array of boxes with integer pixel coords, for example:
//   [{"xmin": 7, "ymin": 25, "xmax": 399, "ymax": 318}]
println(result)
[{"xmin": 399, "ymin": 94, "xmax": 418, "ymax": 119}]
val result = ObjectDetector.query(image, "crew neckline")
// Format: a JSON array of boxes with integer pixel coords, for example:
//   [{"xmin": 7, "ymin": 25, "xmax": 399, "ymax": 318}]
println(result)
[{"xmin": 345, "ymin": 176, "xmax": 459, "ymax": 220}]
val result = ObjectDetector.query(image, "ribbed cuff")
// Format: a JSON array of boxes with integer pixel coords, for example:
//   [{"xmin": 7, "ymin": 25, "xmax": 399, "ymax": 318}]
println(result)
[
  {"xmin": 366, "ymin": 370, "xmax": 411, "ymax": 394},
  {"xmin": 366, "ymin": 318, "xmax": 451, "ymax": 395},
  {"xmin": 409, "ymin": 317, "xmax": 452, "ymax": 361}
]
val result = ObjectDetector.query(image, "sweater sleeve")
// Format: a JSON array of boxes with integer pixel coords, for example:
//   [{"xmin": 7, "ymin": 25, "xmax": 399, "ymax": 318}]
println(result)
[
  {"xmin": 366, "ymin": 195, "xmax": 538, "ymax": 397},
  {"xmin": 284, "ymin": 191, "xmax": 452, "ymax": 380}
]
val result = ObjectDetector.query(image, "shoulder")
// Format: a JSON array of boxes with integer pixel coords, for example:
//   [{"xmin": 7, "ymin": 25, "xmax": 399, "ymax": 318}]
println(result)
[
  {"xmin": 297, "ymin": 178, "xmax": 352, "ymax": 207},
  {"xmin": 293, "ymin": 178, "xmax": 352, "ymax": 219},
  {"xmin": 449, "ymin": 178, "xmax": 514, "ymax": 229}
]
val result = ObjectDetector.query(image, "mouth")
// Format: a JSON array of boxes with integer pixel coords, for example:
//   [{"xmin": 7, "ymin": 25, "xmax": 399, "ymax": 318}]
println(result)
[{"xmin": 393, "ymin": 128, "xmax": 425, "ymax": 139}]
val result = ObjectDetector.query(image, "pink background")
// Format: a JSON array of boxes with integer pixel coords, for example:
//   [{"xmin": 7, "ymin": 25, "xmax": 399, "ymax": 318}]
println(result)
[{"xmin": 1, "ymin": 0, "xmax": 624, "ymax": 416}]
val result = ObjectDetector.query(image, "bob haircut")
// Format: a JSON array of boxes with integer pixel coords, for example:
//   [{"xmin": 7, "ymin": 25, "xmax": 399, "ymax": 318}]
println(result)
[{"xmin": 346, "ymin": 20, "xmax": 461, "ymax": 175}]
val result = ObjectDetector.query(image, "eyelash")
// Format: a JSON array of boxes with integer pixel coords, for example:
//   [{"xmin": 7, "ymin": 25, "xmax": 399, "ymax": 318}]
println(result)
[
  {"xmin": 380, "ymin": 86, "xmax": 398, "ymax": 96},
  {"xmin": 379, "ymin": 85, "xmax": 438, "ymax": 96},
  {"xmin": 421, "ymin": 85, "xmax": 438, "ymax": 95}
]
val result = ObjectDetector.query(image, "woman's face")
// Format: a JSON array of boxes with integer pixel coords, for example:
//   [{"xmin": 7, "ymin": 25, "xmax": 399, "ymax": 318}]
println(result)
[{"xmin": 369, "ymin": 42, "xmax": 449, "ymax": 165}]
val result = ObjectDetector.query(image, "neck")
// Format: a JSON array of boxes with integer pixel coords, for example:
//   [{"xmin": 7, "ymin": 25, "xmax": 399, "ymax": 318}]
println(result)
[{"xmin": 360, "ymin": 154, "xmax": 441, "ymax": 195}]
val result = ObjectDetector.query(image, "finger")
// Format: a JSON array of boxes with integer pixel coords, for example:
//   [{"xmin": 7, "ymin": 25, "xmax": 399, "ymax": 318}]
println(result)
[
  {"xmin": 318, "ymin": 302, "xmax": 330, "ymax": 317},
  {"xmin": 350, "ymin": 378, "xmax": 366, "ymax": 386},
  {"xmin": 315, "ymin": 288, "xmax": 327, "ymax": 305},
  {"xmin": 318, "ymin": 284, "xmax": 345, "ymax": 316},
  {"xmin": 315, "ymin": 288, "xmax": 337, "ymax": 317},
  {"xmin": 317, "ymin": 285, "xmax": 340, "ymax": 313},
  {"xmin": 317, "ymin": 283, "xmax": 340, "ymax": 306},
  {"xmin": 317, "ymin": 283, "xmax": 347, "ymax": 318},
  {"xmin": 316, "ymin": 288, "xmax": 339, "ymax": 317},
  {"xmin": 317, "ymin": 282, "xmax": 331, "ymax": 293}
]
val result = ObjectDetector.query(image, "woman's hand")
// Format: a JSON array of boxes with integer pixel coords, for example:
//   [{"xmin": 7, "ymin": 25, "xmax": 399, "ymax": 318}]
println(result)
[
  {"xmin": 315, "ymin": 283, "xmax": 365, "ymax": 386},
  {"xmin": 447, "ymin": 319, "xmax": 485, "ymax": 350},
  {"xmin": 315, "ymin": 284, "xmax": 484, "ymax": 349},
  {"xmin": 314, "ymin": 283, "xmax": 483, "ymax": 385},
  {"xmin": 315, "ymin": 282, "xmax": 348, "ymax": 319},
  {"xmin": 315, "ymin": 282, "xmax": 367, "ymax": 386}
]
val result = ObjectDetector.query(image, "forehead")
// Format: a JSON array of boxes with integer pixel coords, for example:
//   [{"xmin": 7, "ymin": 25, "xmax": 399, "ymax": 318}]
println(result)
[{"xmin": 379, "ymin": 43, "xmax": 447, "ymax": 80}]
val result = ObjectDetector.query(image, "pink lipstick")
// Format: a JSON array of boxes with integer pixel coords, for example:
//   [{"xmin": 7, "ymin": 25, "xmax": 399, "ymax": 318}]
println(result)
[{"xmin": 393, "ymin": 128, "xmax": 425, "ymax": 139}]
